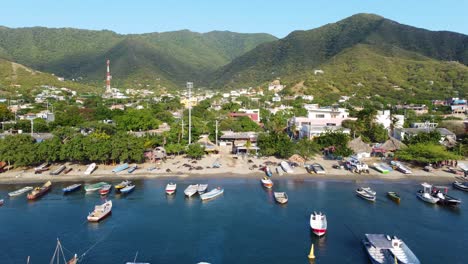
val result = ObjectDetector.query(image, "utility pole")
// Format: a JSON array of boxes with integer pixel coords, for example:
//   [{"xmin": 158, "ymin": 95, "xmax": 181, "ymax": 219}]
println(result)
[
  {"xmin": 215, "ymin": 119, "xmax": 218, "ymax": 146},
  {"xmin": 187, "ymin": 82, "xmax": 193, "ymax": 145},
  {"xmin": 30, "ymin": 119, "xmax": 33, "ymax": 136}
]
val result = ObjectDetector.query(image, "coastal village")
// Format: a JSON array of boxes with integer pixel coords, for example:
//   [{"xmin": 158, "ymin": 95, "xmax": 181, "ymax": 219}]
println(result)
[{"xmin": 0, "ymin": 74, "xmax": 466, "ymax": 182}]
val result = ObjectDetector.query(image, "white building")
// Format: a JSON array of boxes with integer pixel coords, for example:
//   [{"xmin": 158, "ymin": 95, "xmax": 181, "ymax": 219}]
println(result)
[
  {"xmin": 375, "ymin": 110, "xmax": 391, "ymax": 130},
  {"xmin": 272, "ymin": 94, "xmax": 281, "ymax": 102}
]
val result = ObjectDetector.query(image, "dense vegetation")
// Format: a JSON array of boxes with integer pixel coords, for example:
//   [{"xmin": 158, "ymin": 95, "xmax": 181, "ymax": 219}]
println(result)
[
  {"xmin": 212, "ymin": 13, "xmax": 468, "ymax": 100},
  {"xmin": 0, "ymin": 27, "xmax": 276, "ymax": 89}
]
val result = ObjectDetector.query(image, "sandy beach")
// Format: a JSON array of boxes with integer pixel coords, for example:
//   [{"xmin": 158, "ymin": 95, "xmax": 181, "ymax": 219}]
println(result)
[{"xmin": 0, "ymin": 153, "xmax": 466, "ymax": 185}]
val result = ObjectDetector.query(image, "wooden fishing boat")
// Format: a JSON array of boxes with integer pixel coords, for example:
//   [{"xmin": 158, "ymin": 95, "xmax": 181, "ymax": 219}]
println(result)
[
  {"xmin": 50, "ymin": 165, "xmax": 66, "ymax": 175},
  {"xmin": 200, "ymin": 187, "xmax": 224, "ymax": 201},
  {"xmin": 27, "ymin": 181, "xmax": 52, "ymax": 200},
  {"xmin": 49, "ymin": 239, "xmax": 79, "ymax": 264},
  {"xmin": 120, "ymin": 184, "xmax": 135, "ymax": 194},
  {"xmin": 63, "ymin": 184, "xmax": 82, "ymax": 194},
  {"xmin": 387, "ymin": 192, "xmax": 401, "ymax": 203},
  {"xmin": 261, "ymin": 177, "xmax": 273, "ymax": 188},
  {"xmin": 115, "ymin": 180, "xmax": 131, "ymax": 190},
  {"xmin": 87, "ymin": 200, "xmax": 112, "ymax": 222},
  {"xmin": 128, "ymin": 165, "xmax": 138, "ymax": 173},
  {"xmin": 273, "ymin": 192, "xmax": 288, "ymax": 204},
  {"xmin": 84, "ymin": 163, "xmax": 96, "ymax": 175},
  {"xmin": 280, "ymin": 161, "xmax": 293, "ymax": 173},
  {"xmin": 8, "ymin": 186, "xmax": 33, "ymax": 197},
  {"xmin": 311, "ymin": 163, "xmax": 326, "ymax": 174},
  {"xmin": 84, "ymin": 182, "xmax": 108, "ymax": 192},
  {"xmin": 165, "ymin": 183, "xmax": 177, "ymax": 195},
  {"xmin": 63, "ymin": 167, "xmax": 73, "ymax": 174},
  {"xmin": 99, "ymin": 184, "xmax": 112, "ymax": 195},
  {"xmin": 356, "ymin": 188, "xmax": 376, "ymax": 202},
  {"xmin": 198, "ymin": 184, "xmax": 208, "ymax": 194},
  {"xmin": 453, "ymin": 181, "xmax": 468, "ymax": 192},
  {"xmin": 184, "ymin": 184, "xmax": 199, "ymax": 197},
  {"xmin": 112, "ymin": 163, "xmax": 129, "ymax": 173}
]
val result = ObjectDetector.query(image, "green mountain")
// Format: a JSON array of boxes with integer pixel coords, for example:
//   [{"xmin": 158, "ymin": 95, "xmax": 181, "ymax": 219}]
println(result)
[
  {"xmin": 0, "ymin": 58, "xmax": 93, "ymax": 95},
  {"xmin": 0, "ymin": 27, "xmax": 277, "ymax": 89},
  {"xmin": 213, "ymin": 13, "xmax": 468, "ymax": 99}
]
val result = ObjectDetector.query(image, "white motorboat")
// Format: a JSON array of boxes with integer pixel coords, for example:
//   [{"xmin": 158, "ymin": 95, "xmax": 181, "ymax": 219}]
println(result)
[
  {"xmin": 184, "ymin": 184, "xmax": 199, "ymax": 197},
  {"xmin": 363, "ymin": 234, "xmax": 420, "ymax": 264},
  {"xmin": 280, "ymin": 161, "xmax": 293, "ymax": 173},
  {"xmin": 310, "ymin": 212, "xmax": 327, "ymax": 236},
  {"xmin": 362, "ymin": 187, "xmax": 376, "ymax": 196},
  {"xmin": 356, "ymin": 188, "xmax": 376, "ymax": 202},
  {"xmin": 198, "ymin": 184, "xmax": 208, "ymax": 194},
  {"xmin": 453, "ymin": 181, "xmax": 468, "ymax": 192},
  {"xmin": 273, "ymin": 192, "xmax": 288, "ymax": 204},
  {"xmin": 165, "ymin": 183, "xmax": 177, "ymax": 195},
  {"xmin": 87, "ymin": 200, "xmax": 112, "ymax": 222},
  {"xmin": 261, "ymin": 177, "xmax": 273, "ymax": 188},
  {"xmin": 417, "ymin": 182, "xmax": 439, "ymax": 204},
  {"xmin": 200, "ymin": 187, "xmax": 224, "ymax": 201},
  {"xmin": 84, "ymin": 163, "xmax": 96, "ymax": 175},
  {"xmin": 431, "ymin": 186, "xmax": 461, "ymax": 206},
  {"xmin": 8, "ymin": 186, "xmax": 33, "ymax": 197}
]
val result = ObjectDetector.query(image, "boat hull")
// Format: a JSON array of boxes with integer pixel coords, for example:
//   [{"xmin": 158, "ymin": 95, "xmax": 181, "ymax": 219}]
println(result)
[
  {"xmin": 200, "ymin": 188, "xmax": 224, "ymax": 201},
  {"xmin": 63, "ymin": 184, "xmax": 81, "ymax": 194},
  {"xmin": 453, "ymin": 181, "xmax": 468, "ymax": 192},
  {"xmin": 416, "ymin": 192, "xmax": 438, "ymax": 204},
  {"xmin": 27, "ymin": 184, "xmax": 52, "ymax": 200},
  {"xmin": 356, "ymin": 189, "xmax": 376, "ymax": 202},
  {"xmin": 8, "ymin": 186, "xmax": 33, "ymax": 197},
  {"xmin": 87, "ymin": 210, "xmax": 111, "ymax": 222},
  {"xmin": 387, "ymin": 192, "xmax": 400, "ymax": 203}
]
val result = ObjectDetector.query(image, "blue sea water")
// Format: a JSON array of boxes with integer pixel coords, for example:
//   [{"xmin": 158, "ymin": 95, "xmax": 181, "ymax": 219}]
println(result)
[{"xmin": 0, "ymin": 178, "xmax": 466, "ymax": 264}]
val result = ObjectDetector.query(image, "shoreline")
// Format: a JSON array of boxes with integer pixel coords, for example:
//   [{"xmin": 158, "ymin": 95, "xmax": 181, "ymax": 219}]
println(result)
[{"xmin": 0, "ymin": 155, "xmax": 465, "ymax": 185}]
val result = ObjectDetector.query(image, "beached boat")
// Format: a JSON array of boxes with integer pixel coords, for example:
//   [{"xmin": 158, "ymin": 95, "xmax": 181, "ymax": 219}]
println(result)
[
  {"xmin": 120, "ymin": 184, "xmax": 135, "ymax": 194},
  {"xmin": 310, "ymin": 212, "xmax": 327, "ymax": 236},
  {"xmin": 264, "ymin": 166, "xmax": 273, "ymax": 177},
  {"xmin": 362, "ymin": 187, "xmax": 376, "ymax": 196},
  {"xmin": 390, "ymin": 161, "xmax": 412, "ymax": 174},
  {"xmin": 34, "ymin": 162, "xmax": 50, "ymax": 172},
  {"xmin": 147, "ymin": 166, "xmax": 157, "ymax": 171},
  {"xmin": 373, "ymin": 163, "xmax": 392, "ymax": 174},
  {"xmin": 27, "ymin": 181, "xmax": 52, "ymax": 200},
  {"xmin": 356, "ymin": 188, "xmax": 376, "ymax": 202},
  {"xmin": 115, "ymin": 180, "xmax": 131, "ymax": 190},
  {"xmin": 363, "ymin": 234, "xmax": 420, "ymax": 264},
  {"xmin": 84, "ymin": 163, "xmax": 96, "ymax": 175},
  {"xmin": 87, "ymin": 200, "xmax": 112, "ymax": 222},
  {"xmin": 261, "ymin": 177, "xmax": 273, "ymax": 188},
  {"xmin": 280, "ymin": 161, "xmax": 293, "ymax": 173},
  {"xmin": 453, "ymin": 181, "xmax": 468, "ymax": 192},
  {"xmin": 198, "ymin": 184, "xmax": 208, "ymax": 194},
  {"xmin": 417, "ymin": 183, "xmax": 439, "ymax": 204},
  {"xmin": 200, "ymin": 187, "xmax": 224, "ymax": 201},
  {"xmin": 184, "ymin": 184, "xmax": 199, "ymax": 197},
  {"xmin": 165, "ymin": 183, "xmax": 177, "ymax": 195},
  {"xmin": 128, "ymin": 165, "xmax": 138, "ymax": 173},
  {"xmin": 63, "ymin": 184, "xmax": 81, "ymax": 194},
  {"xmin": 63, "ymin": 167, "xmax": 73, "ymax": 174},
  {"xmin": 311, "ymin": 163, "xmax": 326, "ymax": 174},
  {"xmin": 276, "ymin": 166, "xmax": 283, "ymax": 176},
  {"xmin": 112, "ymin": 163, "xmax": 129, "ymax": 173},
  {"xmin": 50, "ymin": 165, "xmax": 66, "ymax": 175},
  {"xmin": 84, "ymin": 182, "xmax": 109, "ymax": 192},
  {"xmin": 387, "ymin": 192, "xmax": 401, "ymax": 203},
  {"xmin": 99, "ymin": 184, "xmax": 112, "ymax": 195},
  {"xmin": 431, "ymin": 186, "xmax": 461, "ymax": 206},
  {"xmin": 8, "ymin": 186, "xmax": 33, "ymax": 197},
  {"xmin": 273, "ymin": 192, "xmax": 288, "ymax": 204}
]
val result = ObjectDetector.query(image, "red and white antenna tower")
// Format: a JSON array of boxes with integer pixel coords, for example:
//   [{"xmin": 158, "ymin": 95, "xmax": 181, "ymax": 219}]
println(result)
[{"xmin": 105, "ymin": 59, "xmax": 112, "ymax": 93}]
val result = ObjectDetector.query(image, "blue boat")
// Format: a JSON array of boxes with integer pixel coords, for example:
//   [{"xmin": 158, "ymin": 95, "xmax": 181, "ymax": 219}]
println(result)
[
  {"xmin": 112, "ymin": 163, "xmax": 129, "ymax": 173},
  {"xmin": 62, "ymin": 183, "xmax": 81, "ymax": 194},
  {"xmin": 128, "ymin": 165, "xmax": 138, "ymax": 173},
  {"xmin": 120, "ymin": 184, "xmax": 135, "ymax": 194}
]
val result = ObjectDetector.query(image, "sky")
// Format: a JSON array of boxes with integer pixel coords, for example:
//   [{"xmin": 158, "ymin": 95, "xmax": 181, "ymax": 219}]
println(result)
[{"xmin": 2, "ymin": 0, "xmax": 468, "ymax": 37}]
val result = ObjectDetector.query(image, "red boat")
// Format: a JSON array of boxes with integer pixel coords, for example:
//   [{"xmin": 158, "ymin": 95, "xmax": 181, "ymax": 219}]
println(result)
[
  {"xmin": 310, "ymin": 212, "xmax": 327, "ymax": 237},
  {"xmin": 99, "ymin": 184, "xmax": 112, "ymax": 195},
  {"xmin": 27, "ymin": 181, "xmax": 52, "ymax": 200}
]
